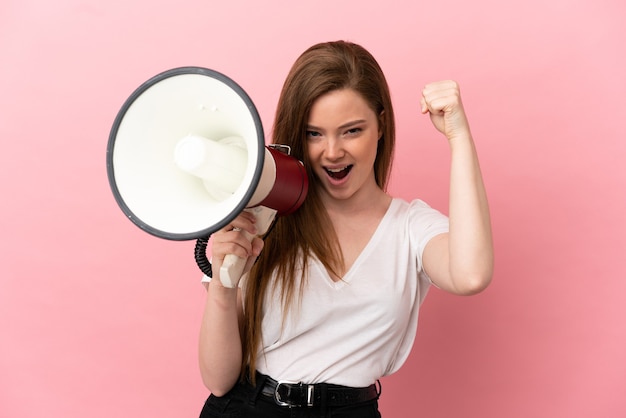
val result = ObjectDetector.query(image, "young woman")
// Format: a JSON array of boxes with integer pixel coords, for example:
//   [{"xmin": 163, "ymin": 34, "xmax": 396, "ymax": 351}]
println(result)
[{"xmin": 198, "ymin": 40, "xmax": 493, "ymax": 418}]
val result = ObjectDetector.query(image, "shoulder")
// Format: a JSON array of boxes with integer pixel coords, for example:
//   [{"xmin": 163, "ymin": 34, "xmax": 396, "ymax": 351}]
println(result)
[
  {"xmin": 390, "ymin": 198, "xmax": 447, "ymax": 222},
  {"xmin": 389, "ymin": 198, "xmax": 449, "ymax": 248}
]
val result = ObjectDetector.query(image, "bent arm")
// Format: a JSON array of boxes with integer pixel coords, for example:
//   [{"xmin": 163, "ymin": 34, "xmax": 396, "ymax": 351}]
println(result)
[{"xmin": 420, "ymin": 81, "xmax": 494, "ymax": 295}]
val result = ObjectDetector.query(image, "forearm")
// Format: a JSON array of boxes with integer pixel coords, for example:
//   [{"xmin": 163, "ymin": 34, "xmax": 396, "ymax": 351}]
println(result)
[
  {"xmin": 447, "ymin": 133, "xmax": 493, "ymax": 293},
  {"xmin": 198, "ymin": 281, "xmax": 243, "ymax": 396}
]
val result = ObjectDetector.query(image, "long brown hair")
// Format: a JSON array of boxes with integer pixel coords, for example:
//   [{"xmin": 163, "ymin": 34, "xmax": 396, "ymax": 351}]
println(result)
[{"xmin": 241, "ymin": 40, "xmax": 396, "ymax": 381}]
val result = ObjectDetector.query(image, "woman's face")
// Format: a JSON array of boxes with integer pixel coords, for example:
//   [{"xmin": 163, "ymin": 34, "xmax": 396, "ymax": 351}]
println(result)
[{"xmin": 306, "ymin": 88, "xmax": 382, "ymax": 204}]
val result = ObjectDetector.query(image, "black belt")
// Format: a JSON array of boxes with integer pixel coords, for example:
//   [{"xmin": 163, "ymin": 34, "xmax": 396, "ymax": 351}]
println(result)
[{"xmin": 260, "ymin": 376, "xmax": 380, "ymax": 408}]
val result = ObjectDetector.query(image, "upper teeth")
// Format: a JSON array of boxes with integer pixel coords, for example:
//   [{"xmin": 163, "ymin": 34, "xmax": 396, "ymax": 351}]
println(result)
[{"xmin": 327, "ymin": 167, "xmax": 347, "ymax": 172}]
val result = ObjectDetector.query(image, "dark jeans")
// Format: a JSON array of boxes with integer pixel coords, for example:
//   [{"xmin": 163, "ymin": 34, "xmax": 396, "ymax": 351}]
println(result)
[{"xmin": 199, "ymin": 372, "xmax": 381, "ymax": 418}]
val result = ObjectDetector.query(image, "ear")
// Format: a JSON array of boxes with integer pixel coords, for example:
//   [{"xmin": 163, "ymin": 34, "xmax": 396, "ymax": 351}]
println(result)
[{"xmin": 378, "ymin": 110, "xmax": 385, "ymax": 140}]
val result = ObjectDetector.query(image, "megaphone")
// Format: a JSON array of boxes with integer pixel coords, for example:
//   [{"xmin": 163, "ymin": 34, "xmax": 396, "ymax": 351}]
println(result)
[{"xmin": 106, "ymin": 67, "xmax": 308, "ymax": 287}]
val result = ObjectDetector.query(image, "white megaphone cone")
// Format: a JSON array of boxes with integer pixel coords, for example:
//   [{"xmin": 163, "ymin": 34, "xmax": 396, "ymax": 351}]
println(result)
[{"xmin": 107, "ymin": 67, "xmax": 308, "ymax": 288}]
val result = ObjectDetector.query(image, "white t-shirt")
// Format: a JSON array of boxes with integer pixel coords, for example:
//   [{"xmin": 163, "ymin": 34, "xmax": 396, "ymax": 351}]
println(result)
[{"xmin": 248, "ymin": 198, "xmax": 449, "ymax": 387}]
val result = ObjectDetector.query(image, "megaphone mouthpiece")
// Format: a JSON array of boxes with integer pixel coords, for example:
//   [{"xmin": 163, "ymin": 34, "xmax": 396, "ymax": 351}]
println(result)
[{"xmin": 174, "ymin": 134, "xmax": 247, "ymax": 197}]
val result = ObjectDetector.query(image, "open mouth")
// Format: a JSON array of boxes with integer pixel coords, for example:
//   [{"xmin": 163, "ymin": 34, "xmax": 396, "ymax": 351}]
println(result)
[{"xmin": 324, "ymin": 165, "xmax": 353, "ymax": 180}]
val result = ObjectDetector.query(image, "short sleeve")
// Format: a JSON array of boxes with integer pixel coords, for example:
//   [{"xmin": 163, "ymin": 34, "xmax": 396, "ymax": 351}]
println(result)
[{"xmin": 408, "ymin": 199, "xmax": 449, "ymax": 276}]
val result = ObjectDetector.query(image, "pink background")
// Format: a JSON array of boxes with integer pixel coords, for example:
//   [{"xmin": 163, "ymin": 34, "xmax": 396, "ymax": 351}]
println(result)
[{"xmin": 1, "ymin": 0, "xmax": 625, "ymax": 417}]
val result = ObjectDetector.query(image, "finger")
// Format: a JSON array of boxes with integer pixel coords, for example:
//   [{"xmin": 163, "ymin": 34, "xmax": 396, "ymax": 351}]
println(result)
[
  {"xmin": 423, "ymin": 80, "xmax": 460, "ymax": 100},
  {"xmin": 212, "ymin": 235, "xmax": 254, "ymax": 260},
  {"xmin": 423, "ymin": 80, "xmax": 459, "ymax": 95},
  {"xmin": 220, "ymin": 214, "xmax": 258, "ymax": 236},
  {"xmin": 428, "ymin": 97, "xmax": 451, "ymax": 114},
  {"xmin": 421, "ymin": 90, "xmax": 447, "ymax": 115},
  {"xmin": 250, "ymin": 236, "xmax": 265, "ymax": 257},
  {"xmin": 419, "ymin": 96, "xmax": 429, "ymax": 114}
]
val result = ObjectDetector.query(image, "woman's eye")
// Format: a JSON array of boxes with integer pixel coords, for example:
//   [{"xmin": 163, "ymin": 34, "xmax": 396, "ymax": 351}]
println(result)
[
  {"xmin": 345, "ymin": 127, "xmax": 362, "ymax": 136},
  {"xmin": 306, "ymin": 130, "xmax": 321, "ymax": 139}
]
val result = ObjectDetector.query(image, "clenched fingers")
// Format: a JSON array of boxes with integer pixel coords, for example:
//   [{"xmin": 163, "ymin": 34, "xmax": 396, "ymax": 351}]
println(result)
[{"xmin": 420, "ymin": 80, "xmax": 470, "ymax": 140}]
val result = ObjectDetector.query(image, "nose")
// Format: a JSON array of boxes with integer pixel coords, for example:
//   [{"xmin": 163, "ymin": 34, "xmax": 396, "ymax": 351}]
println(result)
[{"xmin": 324, "ymin": 136, "xmax": 344, "ymax": 160}]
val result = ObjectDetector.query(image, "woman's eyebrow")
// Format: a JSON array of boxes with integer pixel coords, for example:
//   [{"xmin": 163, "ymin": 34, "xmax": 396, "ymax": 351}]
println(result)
[{"xmin": 306, "ymin": 119, "xmax": 367, "ymax": 131}]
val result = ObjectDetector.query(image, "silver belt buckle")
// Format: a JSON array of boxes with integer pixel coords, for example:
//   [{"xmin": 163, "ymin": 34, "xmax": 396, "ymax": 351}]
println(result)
[{"xmin": 274, "ymin": 381, "xmax": 315, "ymax": 407}]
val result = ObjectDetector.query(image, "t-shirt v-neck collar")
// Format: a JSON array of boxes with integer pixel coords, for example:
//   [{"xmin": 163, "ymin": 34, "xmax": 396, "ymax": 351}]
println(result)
[{"xmin": 316, "ymin": 199, "xmax": 398, "ymax": 289}]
